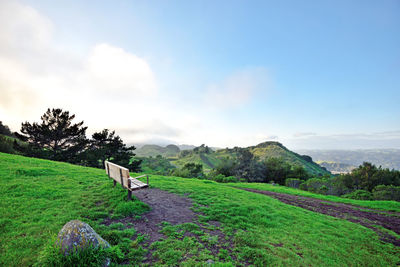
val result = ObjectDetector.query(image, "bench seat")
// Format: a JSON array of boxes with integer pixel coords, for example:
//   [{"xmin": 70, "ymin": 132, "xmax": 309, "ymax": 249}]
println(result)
[{"xmin": 104, "ymin": 161, "xmax": 149, "ymax": 200}]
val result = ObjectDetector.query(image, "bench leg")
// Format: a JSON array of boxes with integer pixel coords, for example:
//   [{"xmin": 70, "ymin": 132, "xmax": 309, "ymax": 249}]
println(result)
[
  {"xmin": 127, "ymin": 190, "xmax": 132, "ymax": 201},
  {"xmin": 113, "ymin": 180, "xmax": 116, "ymax": 187}
]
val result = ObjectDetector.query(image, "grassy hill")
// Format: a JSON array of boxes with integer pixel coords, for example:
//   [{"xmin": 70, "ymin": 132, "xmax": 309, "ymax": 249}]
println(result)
[
  {"xmin": 1, "ymin": 152, "xmax": 399, "ymax": 266},
  {"xmin": 171, "ymin": 142, "xmax": 329, "ymax": 176},
  {"xmin": 135, "ymin": 144, "xmax": 180, "ymax": 157},
  {"xmin": 249, "ymin": 142, "xmax": 329, "ymax": 175}
]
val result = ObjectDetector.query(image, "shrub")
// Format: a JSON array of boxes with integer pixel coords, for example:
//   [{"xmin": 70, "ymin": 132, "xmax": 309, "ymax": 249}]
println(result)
[
  {"xmin": 301, "ymin": 178, "xmax": 327, "ymax": 193},
  {"xmin": 0, "ymin": 135, "xmax": 15, "ymax": 154},
  {"xmin": 342, "ymin": 190, "xmax": 373, "ymax": 200},
  {"xmin": 318, "ymin": 185, "xmax": 328, "ymax": 195},
  {"xmin": 285, "ymin": 178, "xmax": 303, "ymax": 189},
  {"xmin": 172, "ymin": 163, "xmax": 205, "ymax": 178},
  {"xmin": 372, "ymin": 185, "xmax": 400, "ymax": 201},
  {"xmin": 212, "ymin": 174, "xmax": 238, "ymax": 183}
]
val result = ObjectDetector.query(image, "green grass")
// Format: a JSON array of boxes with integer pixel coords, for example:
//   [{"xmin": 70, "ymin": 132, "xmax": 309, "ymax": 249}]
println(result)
[
  {"xmin": 229, "ymin": 182, "xmax": 400, "ymax": 212},
  {"xmin": 1, "ymin": 152, "xmax": 399, "ymax": 266},
  {"xmin": 0, "ymin": 153, "xmax": 149, "ymax": 266}
]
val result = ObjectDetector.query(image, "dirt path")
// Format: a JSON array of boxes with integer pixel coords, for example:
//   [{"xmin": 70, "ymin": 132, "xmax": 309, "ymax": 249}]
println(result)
[
  {"xmin": 103, "ymin": 188, "xmax": 198, "ymax": 243},
  {"xmin": 103, "ymin": 188, "xmax": 231, "ymax": 264},
  {"xmin": 131, "ymin": 188, "xmax": 198, "ymax": 243},
  {"xmin": 241, "ymin": 188, "xmax": 400, "ymax": 247}
]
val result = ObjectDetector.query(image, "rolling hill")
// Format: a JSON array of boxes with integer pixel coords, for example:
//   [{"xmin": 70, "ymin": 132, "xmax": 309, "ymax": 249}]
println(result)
[
  {"xmin": 135, "ymin": 144, "xmax": 180, "ymax": 157},
  {"xmin": 169, "ymin": 141, "xmax": 330, "ymax": 176}
]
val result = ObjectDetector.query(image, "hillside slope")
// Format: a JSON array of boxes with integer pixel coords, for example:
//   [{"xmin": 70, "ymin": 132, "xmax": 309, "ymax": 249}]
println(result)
[
  {"xmin": 249, "ymin": 141, "xmax": 329, "ymax": 175},
  {"xmin": 1, "ymin": 152, "xmax": 398, "ymax": 266},
  {"xmin": 135, "ymin": 144, "xmax": 180, "ymax": 157},
  {"xmin": 171, "ymin": 141, "xmax": 329, "ymax": 176}
]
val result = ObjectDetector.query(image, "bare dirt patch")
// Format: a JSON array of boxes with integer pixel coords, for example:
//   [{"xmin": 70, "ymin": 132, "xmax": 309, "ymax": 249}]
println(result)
[
  {"xmin": 133, "ymin": 188, "xmax": 198, "ymax": 243},
  {"xmin": 103, "ymin": 188, "xmax": 198, "ymax": 243},
  {"xmin": 103, "ymin": 188, "xmax": 233, "ymax": 264},
  {"xmin": 241, "ymin": 188, "xmax": 400, "ymax": 247}
]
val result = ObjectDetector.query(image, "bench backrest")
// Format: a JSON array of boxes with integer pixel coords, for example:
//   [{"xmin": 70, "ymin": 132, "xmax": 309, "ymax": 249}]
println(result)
[{"xmin": 104, "ymin": 161, "xmax": 130, "ymax": 189}]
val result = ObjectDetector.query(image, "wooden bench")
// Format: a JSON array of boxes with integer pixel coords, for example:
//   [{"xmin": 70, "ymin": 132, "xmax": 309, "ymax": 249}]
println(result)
[{"xmin": 104, "ymin": 161, "xmax": 149, "ymax": 200}]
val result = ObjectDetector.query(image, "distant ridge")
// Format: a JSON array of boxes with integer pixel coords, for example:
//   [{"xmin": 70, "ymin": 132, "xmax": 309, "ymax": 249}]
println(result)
[{"xmin": 296, "ymin": 149, "xmax": 400, "ymax": 170}]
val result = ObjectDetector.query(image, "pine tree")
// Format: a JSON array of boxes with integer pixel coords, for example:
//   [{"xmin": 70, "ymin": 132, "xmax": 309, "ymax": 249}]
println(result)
[{"xmin": 20, "ymin": 108, "xmax": 88, "ymax": 161}]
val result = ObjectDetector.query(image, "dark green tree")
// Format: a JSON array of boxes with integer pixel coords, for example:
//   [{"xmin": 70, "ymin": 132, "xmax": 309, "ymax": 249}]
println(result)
[
  {"xmin": 19, "ymin": 108, "xmax": 88, "ymax": 162},
  {"xmin": 213, "ymin": 157, "xmax": 237, "ymax": 177},
  {"xmin": 85, "ymin": 129, "xmax": 141, "ymax": 171},
  {"xmin": 0, "ymin": 121, "xmax": 13, "ymax": 137},
  {"xmin": 234, "ymin": 149, "xmax": 254, "ymax": 179},
  {"xmin": 173, "ymin": 163, "xmax": 204, "ymax": 178},
  {"xmin": 264, "ymin": 157, "xmax": 292, "ymax": 185},
  {"xmin": 290, "ymin": 164, "xmax": 310, "ymax": 180}
]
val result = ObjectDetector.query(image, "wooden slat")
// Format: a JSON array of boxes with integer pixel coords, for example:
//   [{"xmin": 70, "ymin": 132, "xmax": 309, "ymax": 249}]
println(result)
[
  {"xmin": 129, "ymin": 178, "xmax": 147, "ymax": 188},
  {"xmin": 133, "ymin": 174, "xmax": 147, "ymax": 179},
  {"xmin": 130, "ymin": 184, "xmax": 148, "ymax": 190}
]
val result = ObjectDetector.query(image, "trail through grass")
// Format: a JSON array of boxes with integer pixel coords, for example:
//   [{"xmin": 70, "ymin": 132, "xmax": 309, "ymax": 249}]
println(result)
[{"xmin": 229, "ymin": 182, "xmax": 400, "ymax": 212}]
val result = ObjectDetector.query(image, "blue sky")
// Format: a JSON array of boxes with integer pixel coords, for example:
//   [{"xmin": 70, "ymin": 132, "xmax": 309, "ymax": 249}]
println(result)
[{"xmin": 1, "ymin": 0, "xmax": 399, "ymax": 149}]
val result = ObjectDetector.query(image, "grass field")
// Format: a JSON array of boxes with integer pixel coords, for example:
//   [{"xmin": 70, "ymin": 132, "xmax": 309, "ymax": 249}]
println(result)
[{"xmin": 1, "ymin": 152, "xmax": 399, "ymax": 266}]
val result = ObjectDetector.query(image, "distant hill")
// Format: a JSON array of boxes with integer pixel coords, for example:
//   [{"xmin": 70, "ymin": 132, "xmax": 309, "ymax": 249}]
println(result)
[
  {"xmin": 135, "ymin": 144, "xmax": 180, "ymax": 157},
  {"xmin": 248, "ymin": 142, "xmax": 329, "ymax": 175},
  {"xmin": 317, "ymin": 161, "xmax": 356, "ymax": 174},
  {"xmin": 177, "ymin": 144, "xmax": 196, "ymax": 150},
  {"xmin": 170, "ymin": 141, "xmax": 329, "ymax": 176},
  {"xmin": 296, "ymin": 149, "xmax": 400, "ymax": 170}
]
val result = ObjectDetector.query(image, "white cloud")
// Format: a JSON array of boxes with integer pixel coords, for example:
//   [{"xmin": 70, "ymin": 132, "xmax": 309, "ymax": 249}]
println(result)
[
  {"xmin": 85, "ymin": 44, "xmax": 157, "ymax": 96},
  {"xmin": 0, "ymin": 0, "xmax": 53, "ymax": 57},
  {"xmin": 204, "ymin": 67, "xmax": 271, "ymax": 109}
]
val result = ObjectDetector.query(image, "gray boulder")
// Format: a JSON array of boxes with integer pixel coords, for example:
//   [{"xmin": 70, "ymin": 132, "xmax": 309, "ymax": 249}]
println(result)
[{"xmin": 57, "ymin": 220, "xmax": 110, "ymax": 254}]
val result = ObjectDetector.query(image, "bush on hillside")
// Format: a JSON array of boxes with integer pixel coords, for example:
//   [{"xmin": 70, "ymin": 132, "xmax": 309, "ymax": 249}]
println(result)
[
  {"xmin": 290, "ymin": 165, "xmax": 310, "ymax": 180},
  {"xmin": 318, "ymin": 185, "xmax": 329, "ymax": 195},
  {"xmin": 285, "ymin": 178, "xmax": 303, "ymax": 189},
  {"xmin": 213, "ymin": 158, "xmax": 237, "ymax": 177},
  {"xmin": 172, "ymin": 163, "xmax": 205, "ymax": 179},
  {"xmin": 0, "ymin": 121, "xmax": 14, "ymax": 137},
  {"xmin": 342, "ymin": 190, "xmax": 373, "ymax": 200},
  {"xmin": 264, "ymin": 157, "xmax": 291, "ymax": 185},
  {"xmin": 0, "ymin": 135, "xmax": 15, "ymax": 154},
  {"xmin": 211, "ymin": 174, "xmax": 238, "ymax": 183},
  {"xmin": 372, "ymin": 185, "xmax": 400, "ymax": 201},
  {"xmin": 300, "ymin": 178, "xmax": 327, "ymax": 193}
]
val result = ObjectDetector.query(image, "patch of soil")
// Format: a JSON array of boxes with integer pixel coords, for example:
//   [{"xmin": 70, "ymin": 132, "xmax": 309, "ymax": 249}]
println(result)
[
  {"xmin": 103, "ymin": 188, "xmax": 198, "ymax": 243},
  {"xmin": 133, "ymin": 188, "xmax": 199, "ymax": 243},
  {"xmin": 241, "ymin": 188, "xmax": 400, "ymax": 247},
  {"xmin": 103, "ymin": 188, "xmax": 234, "ymax": 264}
]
